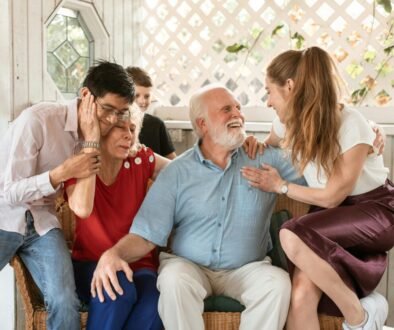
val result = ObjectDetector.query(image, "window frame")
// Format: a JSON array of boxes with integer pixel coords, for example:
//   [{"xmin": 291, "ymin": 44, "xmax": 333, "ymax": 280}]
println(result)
[{"xmin": 44, "ymin": 0, "xmax": 109, "ymax": 99}]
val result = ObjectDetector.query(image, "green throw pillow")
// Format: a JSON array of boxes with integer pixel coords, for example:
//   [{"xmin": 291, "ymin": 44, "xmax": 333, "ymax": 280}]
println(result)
[
  {"xmin": 267, "ymin": 209, "xmax": 292, "ymax": 271},
  {"xmin": 204, "ymin": 295, "xmax": 245, "ymax": 312}
]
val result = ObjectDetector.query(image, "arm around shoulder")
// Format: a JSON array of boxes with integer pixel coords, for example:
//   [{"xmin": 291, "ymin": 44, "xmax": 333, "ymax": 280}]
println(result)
[
  {"xmin": 152, "ymin": 153, "xmax": 171, "ymax": 180},
  {"xmin": 286, "ymin": 144, "xmax": 370, "ymax": 208},
  {"xmin": 264, "ymin": 129, "xmax": 282, "ymax": 147}
]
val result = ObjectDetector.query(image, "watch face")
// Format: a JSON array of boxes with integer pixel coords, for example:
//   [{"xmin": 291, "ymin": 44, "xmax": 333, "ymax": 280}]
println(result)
[{"xmin": 281, "ymin": 184, "xmax": 288, "ymax": 194}]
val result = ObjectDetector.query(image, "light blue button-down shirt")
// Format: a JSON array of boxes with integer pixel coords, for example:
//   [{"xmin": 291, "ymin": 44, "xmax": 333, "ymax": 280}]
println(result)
[{"xmin": 131, "ymin": 143, "xmax": 306, "ymax": 270}]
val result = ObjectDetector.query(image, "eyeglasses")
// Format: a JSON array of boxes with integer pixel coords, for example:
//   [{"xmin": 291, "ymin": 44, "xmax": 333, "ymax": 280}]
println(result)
[{"xmin": 95, "ymin": 99, "xmax": 131, "ymax": 122}]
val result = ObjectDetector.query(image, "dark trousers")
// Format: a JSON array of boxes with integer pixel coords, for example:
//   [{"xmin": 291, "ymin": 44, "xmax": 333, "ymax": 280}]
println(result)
[
  {"xmin": 282, "ymin": 180, "xmax": 394, "ymax": 316},
  {"xmin": 73, "ymin": 260, "xmax": 163, "ymax": 330}
]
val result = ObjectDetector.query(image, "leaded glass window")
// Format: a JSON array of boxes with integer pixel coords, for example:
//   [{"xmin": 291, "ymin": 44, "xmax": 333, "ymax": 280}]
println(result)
[{"xmin": 46, "ymin": 8, "xmax": 94, "ymax": 99}]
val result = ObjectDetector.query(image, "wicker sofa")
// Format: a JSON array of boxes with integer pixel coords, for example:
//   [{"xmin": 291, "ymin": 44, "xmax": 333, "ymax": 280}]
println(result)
[{"xmin": 10, "ymin": 195, "xmax": 344, "ymax": 330}]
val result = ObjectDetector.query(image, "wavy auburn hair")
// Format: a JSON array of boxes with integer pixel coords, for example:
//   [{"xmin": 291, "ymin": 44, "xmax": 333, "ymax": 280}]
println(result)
[{"xmin": 267, "ymin": 47, "xmax": 342, "ymax": 178}]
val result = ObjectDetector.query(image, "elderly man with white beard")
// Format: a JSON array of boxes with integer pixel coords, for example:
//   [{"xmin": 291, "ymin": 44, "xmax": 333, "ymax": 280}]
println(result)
[{"xmin": 90, "ymin": 84, "xmax": 306, "ymax": 330}]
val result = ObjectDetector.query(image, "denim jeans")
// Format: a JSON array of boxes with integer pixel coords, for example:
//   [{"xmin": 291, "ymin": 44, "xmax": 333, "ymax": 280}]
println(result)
[{"xmin": 0, "ymin": 211, "xmax": 80, "ymax": 330}]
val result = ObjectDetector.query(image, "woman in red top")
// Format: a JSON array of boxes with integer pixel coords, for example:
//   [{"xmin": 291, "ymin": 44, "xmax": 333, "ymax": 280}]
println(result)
[{"xmin": 65, "ymin": 98, "xmax": 169, "ymax": 330}]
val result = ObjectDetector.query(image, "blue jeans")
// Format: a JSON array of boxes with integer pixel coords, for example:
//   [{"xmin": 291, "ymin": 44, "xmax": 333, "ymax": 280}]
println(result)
[
  {"xmin": 73, "ymin": 260, "xmax": 163, "ymax": 330},
  {"xmin": 0, "ymin": 211, "xmax": 80, "ymax": 330}
]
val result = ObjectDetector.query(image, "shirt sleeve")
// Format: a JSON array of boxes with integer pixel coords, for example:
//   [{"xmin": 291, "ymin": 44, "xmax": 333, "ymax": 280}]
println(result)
[
  {"xmin": 3, "ymin": 111, "xmax": 57, "ymax": 205},
  {"xmin": 159, "ymin": 120, "xmax": 175, "ymax": 156},
  {"xmin": 130, "ymin": 163, "xmax": 177, "ymax": 246},
  {"xmin": 339, "ymin": 109, "xmax": 375, "ymax": 154},
  {"xmin": 145, "ymin": 148, "xmax": 156, "ymax": 178}
]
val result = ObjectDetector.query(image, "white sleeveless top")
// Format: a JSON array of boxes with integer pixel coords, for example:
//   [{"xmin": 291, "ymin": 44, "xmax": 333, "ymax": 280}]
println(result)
[{"xmin": 272, "ymin": 108, "xmax": 388, "ymax": 195}]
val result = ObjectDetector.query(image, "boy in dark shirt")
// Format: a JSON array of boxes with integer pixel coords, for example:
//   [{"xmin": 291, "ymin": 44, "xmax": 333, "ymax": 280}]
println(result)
[{"xmin": 126, "ymin": 67, "xmax": 176, "ymax": 159}]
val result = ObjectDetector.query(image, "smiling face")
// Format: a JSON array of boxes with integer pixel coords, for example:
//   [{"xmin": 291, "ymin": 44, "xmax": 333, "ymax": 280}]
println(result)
[
  {"xmin": 265, "ymin": 77, "xmax": 292, "ymax": 124},
  {"xmin": 200, "ymin": 88, "xmax": 246, "ymax": 150},
  {"xmin": 134, "ymin": 85, "xmax": 152, "ymax": 112}
]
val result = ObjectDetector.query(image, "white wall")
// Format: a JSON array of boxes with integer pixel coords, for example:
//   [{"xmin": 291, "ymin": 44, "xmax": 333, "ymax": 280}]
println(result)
[
  {"xmin": 0, "ymin": 0, "xmax": 135, "ymax": 328},
  {"xmin": 0, "ymin": 0, "xmax": 14, "ymax": 328},
  {"xmin": 0, "ymin": 266, "xmax": 15, "ymax": 330}
]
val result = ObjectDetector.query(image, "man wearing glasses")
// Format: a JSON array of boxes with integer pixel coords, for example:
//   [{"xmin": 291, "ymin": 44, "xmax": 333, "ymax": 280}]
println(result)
[{"xmin": 0, "ymin": 61, "xmax": 134, "ymax": 330}]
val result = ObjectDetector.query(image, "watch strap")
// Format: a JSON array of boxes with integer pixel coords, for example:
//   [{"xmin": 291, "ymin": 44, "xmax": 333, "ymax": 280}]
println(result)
[{"xmin": 80, "ymin": 141, "xmax": 100, "ymax": 149}]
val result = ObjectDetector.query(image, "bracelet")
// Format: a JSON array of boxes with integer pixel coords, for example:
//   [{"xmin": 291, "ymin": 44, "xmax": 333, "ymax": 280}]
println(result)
[{"xmin": 80, "ymin": 141, "xmax": 100, "ymax": 149}]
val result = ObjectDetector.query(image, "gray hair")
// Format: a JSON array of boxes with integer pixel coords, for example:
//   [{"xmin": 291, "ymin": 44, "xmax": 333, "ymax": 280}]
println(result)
[
  {"xmin": 129, "ymin": 105, "xmax": 145, "ymax": 154},
  {"xmin": 129, "ymin": 104, "xmax": 145, "ymax": 136},
  {"xmin": 189, "ymin": 83, "xmax": 228, "ymax": 138}
]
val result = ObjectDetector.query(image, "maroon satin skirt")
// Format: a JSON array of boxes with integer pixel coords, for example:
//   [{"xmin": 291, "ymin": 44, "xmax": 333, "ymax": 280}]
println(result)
[{"xmin": 282, "ymin": 179, "xmax": 394, "ymax": 316}]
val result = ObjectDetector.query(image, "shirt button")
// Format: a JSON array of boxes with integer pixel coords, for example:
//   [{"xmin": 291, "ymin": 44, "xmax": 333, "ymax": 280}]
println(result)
[
  {"xmin": 221, "ymin": 197, "xmax": 225, "ymax": 201},
  {"xmin": 212, "ymin": 249, "xmax": 217, "ymax": 253},
  {"xmin": 218, "ymin": 223, "xmax": 222, "ymax": 227}
]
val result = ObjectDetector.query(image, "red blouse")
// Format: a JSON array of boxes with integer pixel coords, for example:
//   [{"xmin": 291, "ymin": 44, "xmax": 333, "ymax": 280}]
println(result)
[{"xmin": 64, "ymin": 148, "xmax": 158, "ymax": 271}]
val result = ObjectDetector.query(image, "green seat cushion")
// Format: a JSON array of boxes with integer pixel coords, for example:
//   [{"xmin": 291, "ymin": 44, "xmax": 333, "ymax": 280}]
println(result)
[
  {"xmin": 204, "ymin": 295, "xmax": 245, "ymax": 312},
  {"xmin": 82, "ymin": 296, "xmax": 245, "ymax": 313},
  {"xmin": 79, "ymin": 301, "xmax": 89, "ymax": 312},
  {"xmin": 267, "ymin": 209, "xmax": 292, "ymax": 271}
]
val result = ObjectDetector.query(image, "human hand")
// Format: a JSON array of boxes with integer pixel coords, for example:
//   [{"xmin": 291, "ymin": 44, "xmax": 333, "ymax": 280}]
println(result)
[
  {"xmin": 49, "ymin": 151, "xmax": 101, "ymax": 188},
  {"xmin": 130, "ymin": 143, "xmax": 147, "ymax": 157},
  {"xmin": 242, "ymin": 135, "xmax": 266, "ymax": 160},
  {"xmin": 63, "ymin": 151, "xmax": 101, "ymax": 179},
  {"xmin": 91, "ymin": 249, "xmax": 133, "ymax": 303},
  {"xmin": 80, "ymin": 91, "xmax": 100, "ymax": 142},
  {"xmin": 241, "ymin": 163, "xmax": 283, "ymax": 193},
  {"xmin": 372, "ymin": 124, "xmax": 385, "ymax": 155}
]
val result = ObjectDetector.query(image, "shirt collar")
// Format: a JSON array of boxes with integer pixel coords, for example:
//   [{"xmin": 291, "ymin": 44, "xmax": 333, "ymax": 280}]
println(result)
[
  {"xmin": 193, "ymin": 140, "xmax": 239, "ymax": 168},
  {"xmin": 194, "ymin": 140, "xmax": 206, "ymax": 164}
]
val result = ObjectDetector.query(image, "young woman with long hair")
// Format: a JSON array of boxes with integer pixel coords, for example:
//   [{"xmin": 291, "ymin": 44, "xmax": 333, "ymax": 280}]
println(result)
[{"xmin": 241, "ymin": 47, "xmax": 394, "ymax": 330}]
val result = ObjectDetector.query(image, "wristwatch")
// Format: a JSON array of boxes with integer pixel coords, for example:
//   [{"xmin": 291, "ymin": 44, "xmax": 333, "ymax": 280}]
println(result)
[
  {"xmin": 280, "ymin": 181, "xmax": 289, "ymax": 195},
  {"xmin": 80, "ymin": 141, "xmax": 100, "ymax": 149}
]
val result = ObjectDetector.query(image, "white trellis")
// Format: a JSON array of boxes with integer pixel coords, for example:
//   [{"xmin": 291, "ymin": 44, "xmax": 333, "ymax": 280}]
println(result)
[{"xmin": 134, "ymin": 0, "xmax": 393, "ymax": 110}]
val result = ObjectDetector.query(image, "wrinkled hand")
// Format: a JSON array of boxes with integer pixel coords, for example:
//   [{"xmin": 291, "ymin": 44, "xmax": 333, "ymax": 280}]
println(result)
[
  {"xmin": 372, "ymin": 125, "xmax": 385, "ymax": 155},
  {"xmin": 80, "ymin": 91, "xmax": 100, "ymax": 142},
  {"xmin": 62, "ymin": 151, "xmax": 101, "ymax": 180},
  {"xmin": 91, "ymin": 249, "xmax": 133, "ymax": 303},
  {"xmin": 242, "ymin": 135, "xmax": 266, "ymax": 160},
  {"xmin": 241, "ymin": 163, "xmax": 283, "ymax": 193}
]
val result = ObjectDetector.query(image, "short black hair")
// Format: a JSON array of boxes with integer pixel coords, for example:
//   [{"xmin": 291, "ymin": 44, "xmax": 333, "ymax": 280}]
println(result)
[
  {"xmin": 125, "ymin": 66, "xmax": 153, "ymax": 87},
  {"xmin": 82, "ymin": 60, "xmax": 135, "ymax": 103}
]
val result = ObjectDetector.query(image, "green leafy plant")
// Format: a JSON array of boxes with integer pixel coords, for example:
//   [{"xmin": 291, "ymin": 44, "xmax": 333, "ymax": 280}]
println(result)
[
  {"xmin": 225, "ymin": 23, "xmax": 304, "ymax": 81},
  {"xmin": 350, "ymin": 7, "xmax": 394, "ymax": 105},
  {"xmin": 377, "ymin": 0, "xmax": 392, "ymax": 13},
  {"xmin": 225, "ymin": 1, "xmax": 393, "ymax": 106}
]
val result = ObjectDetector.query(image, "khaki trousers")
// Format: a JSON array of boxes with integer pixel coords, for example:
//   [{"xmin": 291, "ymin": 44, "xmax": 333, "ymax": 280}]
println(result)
[{"xmin": 157, "ymin": 252, "xmax": 291, "ymax": 330}]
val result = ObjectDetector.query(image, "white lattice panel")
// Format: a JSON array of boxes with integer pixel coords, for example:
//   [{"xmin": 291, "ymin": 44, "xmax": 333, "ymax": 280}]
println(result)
[{"xmin": 135, "ymin": 0, "xmax": 394, "ymax": 108}]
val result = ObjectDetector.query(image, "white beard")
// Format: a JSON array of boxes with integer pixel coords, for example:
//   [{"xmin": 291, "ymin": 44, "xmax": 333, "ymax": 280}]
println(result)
[{"xmin": 208, "ymin": 120, "xmax": 246, "ymax": 150}]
